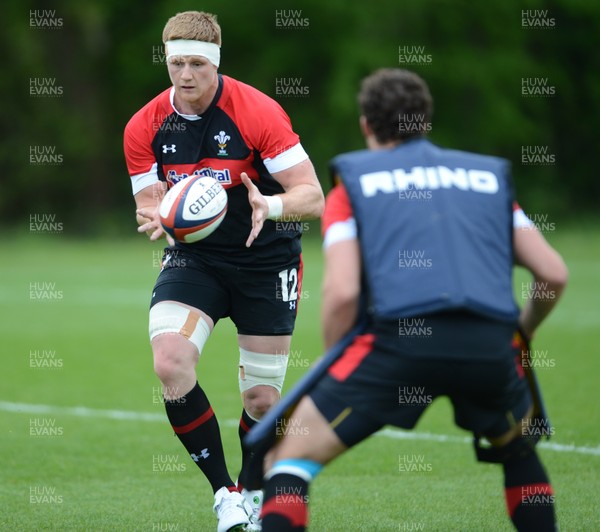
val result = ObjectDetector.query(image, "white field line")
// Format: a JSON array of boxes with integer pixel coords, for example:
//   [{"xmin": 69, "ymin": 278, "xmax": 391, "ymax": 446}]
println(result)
[
  {"xmin": 2, "ymin": 401, "xmax": 599, "ymax": 457},
  {"xmin": 377, "ymin": 428, "xmax": 600, "ymax": 457}
]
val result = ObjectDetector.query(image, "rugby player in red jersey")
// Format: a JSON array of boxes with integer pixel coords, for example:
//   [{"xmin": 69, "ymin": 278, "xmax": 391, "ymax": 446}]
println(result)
[{"xmin": 124, "ymin": 11, "xmax": 324, "ymax": 532}]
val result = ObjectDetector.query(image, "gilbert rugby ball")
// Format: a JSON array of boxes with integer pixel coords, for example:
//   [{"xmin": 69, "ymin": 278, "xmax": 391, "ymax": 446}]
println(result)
[{"xmin": 159, "ymin": 176, "xmax": 228, "ymax": 243}]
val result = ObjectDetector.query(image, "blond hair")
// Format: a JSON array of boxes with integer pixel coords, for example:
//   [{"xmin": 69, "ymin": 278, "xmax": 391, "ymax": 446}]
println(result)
[{"xmin": 162, "ymin": 11, "xmax": 221, "ymax": 45}]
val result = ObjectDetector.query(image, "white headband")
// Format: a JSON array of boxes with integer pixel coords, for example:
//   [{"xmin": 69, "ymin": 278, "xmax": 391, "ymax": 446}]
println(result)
[{"xmin": 165, "ymin": 39, "xmax": 220, "ymax": 67}]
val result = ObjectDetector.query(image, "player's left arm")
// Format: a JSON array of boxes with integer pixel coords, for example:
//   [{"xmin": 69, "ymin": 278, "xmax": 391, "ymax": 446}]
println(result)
[
  {"xmin": 239, "ymin": 89, "xmax": 325, "ymax": 246},
  {"xmin": 322, "ymin": 238, "xmax": 361, "ymax": 349},
  {"xmin": 241, "ymin": 159, "xmax": 324, "ymax": 247},
  {"xmin": 319, "ymin": 184, "xmax": 361, "ymax": 348},
  {"xmin": 514, "ymin": 225, "xmax": 568, "ymax": 339}
]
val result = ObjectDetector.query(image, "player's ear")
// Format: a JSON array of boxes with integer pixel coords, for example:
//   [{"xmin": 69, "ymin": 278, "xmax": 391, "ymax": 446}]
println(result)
[{"xmin": 359, "ymin": 115, "xmax": 372, "ymax": 139}]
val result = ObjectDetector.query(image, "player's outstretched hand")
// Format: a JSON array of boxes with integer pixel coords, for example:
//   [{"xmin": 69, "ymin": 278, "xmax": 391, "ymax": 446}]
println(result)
[
  {"xmin": 136, "ymin": 181, "xmax": 175, "ymax": 246},
  {"xmin": 136, "ymin": 206, "xmax": 175, "ymax": 246},
  {"xmin": 241, "ymin": 172, "xmax": 268, "ymax": 247}
]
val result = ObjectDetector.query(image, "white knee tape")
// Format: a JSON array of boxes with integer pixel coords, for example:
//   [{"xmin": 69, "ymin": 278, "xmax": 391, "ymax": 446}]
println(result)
[
  {"xmin": 239, "ymin": 348, "xmax": 289, "ymax": 393},
  {"xmin": 149, "ymin": 302, "xmax": 210, "ymax": 354}
]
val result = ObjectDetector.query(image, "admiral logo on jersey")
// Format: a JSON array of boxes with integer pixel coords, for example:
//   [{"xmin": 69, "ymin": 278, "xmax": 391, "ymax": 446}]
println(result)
[
  {"xmin": 166, "ymin": 167, "xmax": 232, "ymax": 187},
  {"xmin": 360, "ymin": 166, "xmax": 499, "ymax": 198},
  {"xmin": 199, "ymin": 167, "xmax": 232, "ymax": 185}
]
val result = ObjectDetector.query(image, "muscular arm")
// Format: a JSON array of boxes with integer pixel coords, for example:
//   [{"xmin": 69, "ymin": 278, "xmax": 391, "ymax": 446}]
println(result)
[
  {"xmin": 241, "ymin": 158, "xmax": 324, "ymax": 247},
  {"xmin": 271, "ymin": 158, "xmax": 324, "ymax": 219},
  {"xmin": 133, "ymin": 181, "xmax": 173, "ymax": 243},
  {"xmin": 321, "ymin": 238, "xmax": 361, "ymax": 349},
  {"xmin": 513, "ymin": 226, "xmax": 568, "ymax": 339}
]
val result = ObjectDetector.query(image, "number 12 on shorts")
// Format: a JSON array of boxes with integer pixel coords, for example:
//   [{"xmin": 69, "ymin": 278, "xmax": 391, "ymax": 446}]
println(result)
[{"xmin": 278, "ymin": 268, "xmax": 298, "ymax": 303}]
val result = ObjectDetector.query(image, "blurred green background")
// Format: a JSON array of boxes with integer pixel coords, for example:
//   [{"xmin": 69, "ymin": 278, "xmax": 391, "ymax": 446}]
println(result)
[
  {"xmin": 2, "ymin": 3, "xmax": 599, "ymax": 529},
  {"xmin": 2, "ymin": 0, "xmax": 599, "ymax": 234}
]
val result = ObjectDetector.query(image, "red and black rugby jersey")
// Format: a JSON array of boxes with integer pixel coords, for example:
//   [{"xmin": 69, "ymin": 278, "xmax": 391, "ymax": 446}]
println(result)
[{"xmin": 124, "ymin": 75, "xmax": 309, "ymax": 263}]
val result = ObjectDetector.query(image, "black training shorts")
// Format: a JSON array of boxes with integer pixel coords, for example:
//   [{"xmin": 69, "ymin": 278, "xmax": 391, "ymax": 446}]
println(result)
[
  {"xmin": 150, "ymin": 247, "xmax": 303, "ymax": 336},
  {"xmin": 310, "ymin": 311, "xmax": 531, "ymax": 447}
]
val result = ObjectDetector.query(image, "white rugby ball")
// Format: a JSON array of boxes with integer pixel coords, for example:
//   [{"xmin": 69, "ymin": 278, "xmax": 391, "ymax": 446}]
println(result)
[{"xmin": 159, "ymin": 176, "xmax": 228, "ymax": 243}]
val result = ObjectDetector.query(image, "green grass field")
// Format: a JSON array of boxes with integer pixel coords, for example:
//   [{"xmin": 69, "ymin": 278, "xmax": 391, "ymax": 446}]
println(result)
[{"xmin": 2, "ymin": 226, "xmax": 599, "ymax": 531}]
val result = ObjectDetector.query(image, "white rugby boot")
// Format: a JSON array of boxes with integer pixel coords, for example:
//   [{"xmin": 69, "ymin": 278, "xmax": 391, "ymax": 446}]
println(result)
[
  {"xmin": 213, "ymin": 486, "xmax": 252, "ymax": 532},
  {"xmin": 241, "ymin": 488, "xmax": 263, "ymax": 531}
]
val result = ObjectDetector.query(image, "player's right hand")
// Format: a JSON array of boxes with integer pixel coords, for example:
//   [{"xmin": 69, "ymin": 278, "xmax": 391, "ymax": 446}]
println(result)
[{"xmin": 136, "ymin": 206, "xmax": 175, "ymax": 246}]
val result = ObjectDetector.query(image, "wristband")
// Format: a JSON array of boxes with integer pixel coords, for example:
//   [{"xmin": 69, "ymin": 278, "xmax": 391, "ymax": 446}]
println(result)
[{"xmin": 265, "ymin": 195, "xmax": 283, "ymax": 220}]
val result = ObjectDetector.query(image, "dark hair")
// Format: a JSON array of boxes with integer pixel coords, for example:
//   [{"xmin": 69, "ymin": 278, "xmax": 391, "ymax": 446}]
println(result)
[{"xmin": 358, "ymin": 68, "xmax": 433, "ymax": 143}]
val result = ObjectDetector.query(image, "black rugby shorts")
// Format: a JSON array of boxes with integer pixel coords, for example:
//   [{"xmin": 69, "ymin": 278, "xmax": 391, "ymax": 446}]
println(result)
[
  {"xmin": 150, "ymin": 247, "xmax": 303, "ymax": 336},
  {"xmin": 310, "ymin": 311, "xmax": 531, "ymax": 447}
]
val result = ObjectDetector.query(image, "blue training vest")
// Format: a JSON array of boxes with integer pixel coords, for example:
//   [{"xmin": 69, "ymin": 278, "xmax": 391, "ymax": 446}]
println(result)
[{"xmin": 332, "ymin": 138, "xmax": 519, "ymax": 322}]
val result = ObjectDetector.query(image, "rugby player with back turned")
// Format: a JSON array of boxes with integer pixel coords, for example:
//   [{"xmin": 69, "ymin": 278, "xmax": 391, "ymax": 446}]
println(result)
[{"xmin": 259, "ymin": 68, "xmax": 567, "ymax": 531}]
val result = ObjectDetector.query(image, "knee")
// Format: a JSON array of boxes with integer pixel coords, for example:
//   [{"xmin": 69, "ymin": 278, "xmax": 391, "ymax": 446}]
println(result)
[
  {"xmin": 243, "ymin": 385, "xmax": 280, "ymax": 420},
  {"xmin": 238, "ymin": 349, "xmax": 288, "ymax": 406},
  {"xmin": 153, "ymin": 351, "xmax": 176, "ymax": 383},
  {"xmin": 149, "ymin": 302, "xmax": 210, "ymax": 383},
  {"xmin": 152, "ymin": 334, "xmax": 197, "ymax": 384}
]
